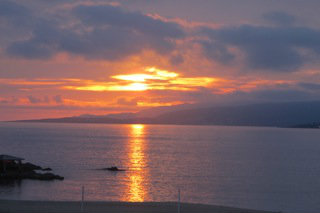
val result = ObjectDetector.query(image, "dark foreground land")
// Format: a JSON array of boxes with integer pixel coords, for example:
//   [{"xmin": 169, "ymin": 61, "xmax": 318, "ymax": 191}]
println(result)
[
  {"xmin": 0, "ymin": 156, "xmax": 63, "ymax": 181},
  {"xmin": 0, "ymin": 200, "xmax": 278, "ymax": 213}
]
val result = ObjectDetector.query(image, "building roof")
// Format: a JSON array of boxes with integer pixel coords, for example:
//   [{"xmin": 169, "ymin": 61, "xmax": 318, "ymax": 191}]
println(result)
[{"xmin": 0, "ymin": 155, "xmax": 24, "ymax": 161}]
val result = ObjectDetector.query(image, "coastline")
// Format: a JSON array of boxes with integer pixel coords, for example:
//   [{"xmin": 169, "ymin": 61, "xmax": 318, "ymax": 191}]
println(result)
[
  {"xmin": 5, "ymin": 120, "xmax": 319, "ymax": 130},
  {"xmin": 0, "ymin": 200, "xmax": 277, "ymax": 213}
]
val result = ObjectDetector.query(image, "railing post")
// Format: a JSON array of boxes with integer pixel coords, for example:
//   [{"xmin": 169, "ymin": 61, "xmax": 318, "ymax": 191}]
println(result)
[
  {"xmin": 178, "ymin": 188, "xmax": 181, "ymax": 213},
  {"xmin": 81, "ymin": 186, "xmax": 84, "ymax": 212}
]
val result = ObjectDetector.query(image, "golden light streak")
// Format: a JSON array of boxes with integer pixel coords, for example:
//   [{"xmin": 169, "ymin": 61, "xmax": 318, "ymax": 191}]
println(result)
[
  {"xmin": 69, "ymin": 85, "xmax": 109, "ymax": 91},
  {"xmin": 64, "ymin": 83, "xmax": 148, "ymax": 91},
  {"xmin": 170, "ymin": 77, "xmax": 215, "ymax": 86},
  {"xmin": 125, "ymin": 124, "xmax": 148, "ymax": 202},
  {"xmin": 114, "ymin": 83, "xmax": 148, "ymax": 91}
]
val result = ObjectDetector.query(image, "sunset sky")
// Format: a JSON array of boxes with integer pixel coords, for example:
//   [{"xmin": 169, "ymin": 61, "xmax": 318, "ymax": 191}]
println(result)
[{"xmin": 1, "ymin": 0, "xmax": 320, "ymax": 121}]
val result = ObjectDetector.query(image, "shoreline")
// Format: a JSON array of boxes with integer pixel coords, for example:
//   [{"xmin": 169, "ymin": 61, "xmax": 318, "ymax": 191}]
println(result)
[
  {"xmin": 0, "ymin": 200, "xmax": 277, "ymax": 213},
  {"xmin": 4, "ymin": 120, "xmax": 319, "ymax": 131}
]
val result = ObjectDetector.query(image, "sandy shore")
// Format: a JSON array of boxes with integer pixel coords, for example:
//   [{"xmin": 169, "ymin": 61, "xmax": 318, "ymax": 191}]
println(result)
[{"xmin": 0, "ymin": 200, "xmax": 277, "ymax": 213}]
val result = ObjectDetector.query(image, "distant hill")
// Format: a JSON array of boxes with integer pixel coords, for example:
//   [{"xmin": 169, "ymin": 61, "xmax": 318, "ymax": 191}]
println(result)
[
  {"xmin": 152, "ymin": 101, "xmax": 320, "ymax": 127},
  {"xmin": 16, "ymin": 101, "xmax": 320, "ymax": 128},
  {"xmin": 291, "ymin": 122, "xmax": 320, "ymax": 129}
]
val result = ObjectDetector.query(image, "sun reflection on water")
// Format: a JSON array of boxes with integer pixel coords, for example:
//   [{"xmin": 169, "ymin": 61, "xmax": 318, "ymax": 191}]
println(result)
[{"xmin": 126, "ymin": 124, "xmax": 147, "ymax": 202}]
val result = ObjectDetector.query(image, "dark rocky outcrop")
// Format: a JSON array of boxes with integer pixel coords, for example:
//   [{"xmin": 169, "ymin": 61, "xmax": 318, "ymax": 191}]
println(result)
[
  {"xmin": 21, "ymin": 162, "xmax": 42, "ymax": 171},
  {"xmin": 0, "ymin": 161, "xmax": 64, "ymax": 181},
  {"xmin": 99, "ymin": 166, "xmax": 125, "ymax": 171}
]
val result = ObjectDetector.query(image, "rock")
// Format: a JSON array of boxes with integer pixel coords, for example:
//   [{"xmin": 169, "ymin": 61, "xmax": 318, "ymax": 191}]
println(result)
[
  {"xmin": 0, "ymin": 161, "xmax": 63, "ymax": 181},
  {"xmin": 103, "ymin": 167, "xmax": 125, "ymax": 171},
  {"xmin": 0, "ymin": 171, "xmax": 64, "ymax": 181},
  {"xmin": 36, "ymin": 173, "xmax": 64, "ymax": 181},
  {"xmin": 21, "ymin": 162, "xmax": 42, "ymax": 171}
]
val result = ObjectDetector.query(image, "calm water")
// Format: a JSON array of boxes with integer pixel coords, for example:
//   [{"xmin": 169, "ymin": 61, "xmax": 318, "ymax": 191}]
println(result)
[{"xmin": 1, "ymin": 122, "xmax": 320, "ymax": 212}]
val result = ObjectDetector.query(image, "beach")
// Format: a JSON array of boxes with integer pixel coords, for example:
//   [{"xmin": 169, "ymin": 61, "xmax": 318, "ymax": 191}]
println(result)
[{"xmin": 0, "ymin": 200, "xmax": 277, "ymax": 213}]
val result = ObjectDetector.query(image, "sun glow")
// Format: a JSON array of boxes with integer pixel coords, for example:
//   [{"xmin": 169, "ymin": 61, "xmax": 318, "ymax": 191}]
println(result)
[
  {"xmin": 125, "ymin": 83, "xmax": 148, "ymax": 91},
  {"xmin": 109, "ymin": 83, "xmax": 148, "ymax": 91},
  {"xmin": 112, "ymin": 67, "xmax": 179, "ymax": 83},
  {"xmin": 62, "ymin": 67, "xmax": 218, "ymax": 92},
  {"xmin": 70, "ymin": 85, "xmax": 109, "ymax": 91},
  {"xmin": 64, "ymin": 83, "xmax": 148, "ymax": 91},
  {"xmin": 112, "ymin": 74, "xmax": 155, "ymax": 82},
  {"xmin": 132, "ymin": 124, "xmax": 144, "ymax": 130},
  {"xmin": 109, "ymin": 67, "xmax": 215, "ymax": 91}
]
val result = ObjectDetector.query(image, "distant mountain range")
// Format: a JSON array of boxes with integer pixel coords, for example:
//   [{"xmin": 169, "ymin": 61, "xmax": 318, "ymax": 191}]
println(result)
[{"xmin": 16, "ymin": 101, "xmax": 320, "ymax": 128}]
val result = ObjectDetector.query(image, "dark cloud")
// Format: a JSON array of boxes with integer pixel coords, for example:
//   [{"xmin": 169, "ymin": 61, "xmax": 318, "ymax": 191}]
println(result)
[
  {"xmin": 27, "ymin": 95, "xmax": 42, "ymax": 104},
  {"xmin": 4, "ymin": 3, "xmax": 185, "ymax": 60},
  {"xmin": 0, "ymin": 96, "xmax": 18, "ymax": 104},
  {"xmin": 299, "ymin": 82, "xmax": 320, "ymax": 90},
  {"xmin": 0, "ymin": 0, "xmax": 33, "ymax": 26},
  {"xmin": 201, "ymin": 24, "xmax": 320, "ymax": 72},
  {"xmin": 2, "ymin": 1, "xmax": 320, "ymax": 74},
  {"xmin": 117, "ymin": 97, "xmax": 138, "ymax": 106},
  {"xmin": 263, "ymin": 11, "xmax": 297, "ymax": 26},
  {"xmin": 5, "ymin": 18, "xmax": 64, "ymax": 58},
  {"xmin": 199, "ymin": 40, "xmax": 235, "ymax": 64},
  {"xmin": 169, "ymin": 54, "xmax": 184, "ymax": 65},
  {"xmin": 192, "ymin": 88, "xmax": 318, "ymax": 107},
  {"xmin": 27, "ymin": 95, "xmax": 52, "ymax": 104},
  {"xmin": 73, "ymin": 4, "xmax": 184, "ymax": 39},
  {"xmin": 53, "ymin": 95, "xmax": 63, "ymax": 104},
  {"xmin": 250, "ymin": 89, "xmax": 313, "ymax": 102},
  {"xmin": 7, "ymin": 38, "xmax": 56, "ymax": 59}
]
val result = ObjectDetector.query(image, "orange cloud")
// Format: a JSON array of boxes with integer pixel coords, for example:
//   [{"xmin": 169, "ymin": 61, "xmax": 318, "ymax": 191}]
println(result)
[
  {"xmin": 65, "ymin": 83, "xmax": 149, "ymax": 92},
  {"xmin": 62, "ymin": 67, "xmax": 217, "ymax": 92},
  {"xmin": 137, "ymin": 101, "xmax": 186, "ymax": 107},
  {"xmin": 0, "ymin": 72, "xmax": 295, "ymax": 95},
  {"xmin": 0, "ymin": 79, "xmax": 65, "ymax": 86}
]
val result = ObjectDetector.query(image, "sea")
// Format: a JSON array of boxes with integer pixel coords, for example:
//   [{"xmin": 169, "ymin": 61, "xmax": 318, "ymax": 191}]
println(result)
[{"xmin": 1, "ymin": 122, "xmax": 320, "ymax": 213}]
